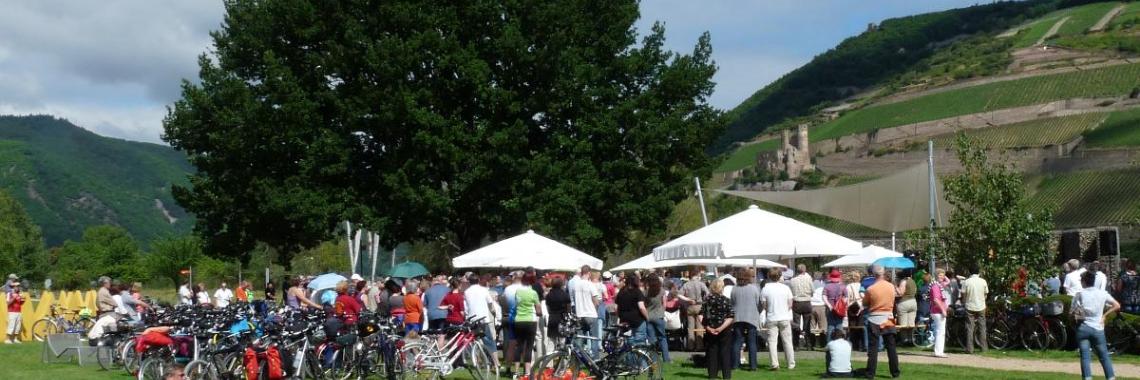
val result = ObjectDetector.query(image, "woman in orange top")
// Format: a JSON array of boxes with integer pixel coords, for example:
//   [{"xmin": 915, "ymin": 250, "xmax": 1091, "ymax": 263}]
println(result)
[{"xmin": 403, "ymin": 281, "xmax": 424, "ymax": 335}]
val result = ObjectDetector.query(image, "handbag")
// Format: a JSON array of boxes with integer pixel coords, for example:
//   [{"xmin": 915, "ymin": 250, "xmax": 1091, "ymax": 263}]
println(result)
[
  {"xmin": 834, "ymin": 295, "xmax": 848, "ymax": 317},
  {"xmin": 664, "ymin": 310, "xmax": 683, "ymax": 330}
]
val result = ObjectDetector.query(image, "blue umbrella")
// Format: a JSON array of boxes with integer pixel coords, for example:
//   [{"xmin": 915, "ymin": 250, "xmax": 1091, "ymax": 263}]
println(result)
[
  {"xmin": 307, "ymin": 273, "xmax": 347, "ymax": 291},
  {"xmin": 388, "ymin": 261, "xmax": 430, "ymax": 279},
  {"xmin": 872, "ymin": 257, "xmax": 915, "ymax": 269}
]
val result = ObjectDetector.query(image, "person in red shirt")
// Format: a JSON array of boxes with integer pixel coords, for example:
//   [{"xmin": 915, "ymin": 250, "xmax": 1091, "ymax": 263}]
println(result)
[
  {"xmin": 334, "ymin": 281, "xmax": 362, "ymax": 325},
  {"xmin": 439, "ymin": 278, "xmax": 466, "ymax": 325},
  {"xmin": 6, "ymin": 281, "xmax": 24, "ymax": 344}
]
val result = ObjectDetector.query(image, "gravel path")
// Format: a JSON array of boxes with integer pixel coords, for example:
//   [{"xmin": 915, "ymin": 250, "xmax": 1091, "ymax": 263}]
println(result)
[
  {"xmin": 1037, "ymin": 16, "xmax": 1070, "ymax": 46},
  {"xmin": 1090, "ymin": 4, "xmax": 1127, "ymax": 33},
  {"xmin": 678, "ymin": 349, "xmax": 1140, "ymax": 378},
  {"xmin": 881, "ymin": 351, "xmax": 1140, "ymax": 378}
]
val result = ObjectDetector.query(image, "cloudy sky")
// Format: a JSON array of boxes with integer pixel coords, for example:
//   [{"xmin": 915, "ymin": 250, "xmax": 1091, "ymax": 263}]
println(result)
[{"xmin": 0, "ymin": 0, "xmax": 981, "ymax": 144}]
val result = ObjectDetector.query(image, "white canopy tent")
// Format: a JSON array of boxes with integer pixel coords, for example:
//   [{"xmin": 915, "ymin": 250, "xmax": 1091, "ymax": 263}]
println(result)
[
  {"xmin": 653, "ymin": 205, "xmax": 863, "ymax": 261},
  {"xmin": 610, "ymin": 253, "xmax": 786, "ymax": 272},
  {"xmin": 451, "ymin": 230, "xmax": 603, "ymax": 271},
  {"xmin": 822, "ymin": 245, "xmax": 903, "ymax": 268}
]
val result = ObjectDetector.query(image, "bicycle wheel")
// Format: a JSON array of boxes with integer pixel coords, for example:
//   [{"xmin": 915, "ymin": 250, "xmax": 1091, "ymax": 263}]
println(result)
[
  {"xmin": 532, "ymin": 349, "xmax": 574, "ymax": 380},
  {"xmin": 988, "ymin": 316, "xmax": 1014, "ymax": 350},
  {"xmin": 1019, "ymin": 318, "xmax": 1048, "ymax": 352},
  {"xmin": 465, "ymin": 343, "xmax": 499, "ymax": 380},
  {"xmin": 96, "ymin": 341, "xmax": 119, "ymax": 371},
  {"xmin": 220, "ymin": 351, "xmax": 244, "ymax": 379},
  {"xmin": 321, "ymin": 346, "xmax": 356, "ymax": 380},
  {"xmin": 912, "ymin": 325, "xmax": 934, "ymax": 349},
  {"xmin": 399, "ymin": 342, "xmax": 439, "ymax": 380},
  {"xmin": 122, "ymin": 338, "xmax": 141, "ymax": 376},
  {"xmin": 184, "ymin": 359, "xmax": 219, "ymax": 380},
  {"xmin": 1046, "ymin": 319, "xmax": 1067, "ymax": 350},
  {"xmin": 140, "ymin": 357, "xmax": 171, "ymax": 380},
  {"xmin": 30, "ymin": 319, "xmax": 57, "ymax": 342},
  {"xmin": 610, "ymin": 349, "xmax": 656, "ymax": 379}
]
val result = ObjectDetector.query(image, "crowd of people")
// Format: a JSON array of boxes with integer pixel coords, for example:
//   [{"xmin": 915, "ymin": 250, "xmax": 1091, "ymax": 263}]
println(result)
[{"xmin": 4, "ymin": 255, "xmax": 1138, "ymax": 379}]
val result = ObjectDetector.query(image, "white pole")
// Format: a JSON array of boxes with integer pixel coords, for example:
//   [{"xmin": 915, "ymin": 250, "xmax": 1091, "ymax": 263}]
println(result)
[
  {"xmin": 352, "ymin": 230, "xmax": 363, "ymax": 274},
  {"xmin": 695, "ymin": 177, "xmax": 714, "ymax": 275},
  {"xmin": 891, "ymin": 232, "xmax": 896, "ymax": 252},
  {"xmin": 928, "ymin": 140, "xmax": 937, "ymax": 274},
  {"xmin": 694, "ymin": 177, "xmax": 710, "ymax": 226},
  {"xmin": 370, "ymin": 232, "xmax": 379, "ymax": 282}
]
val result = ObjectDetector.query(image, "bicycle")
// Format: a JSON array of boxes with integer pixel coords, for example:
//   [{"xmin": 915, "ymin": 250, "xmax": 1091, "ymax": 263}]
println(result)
[
  {"xmin": 531, "ymin": 325, "xmax": 658, "ymax": 380},
  {"xmin": 183, "ymin": 329, "xmax": 248, "ymax": 380},
  {"xmin": 30, "ymin": 305, "xmax": 96, "ymax": 341},
  {"xmin": 1018, "ymin": 300, "xmax": 1067, "ymax": 352},
  {"xmin": 400, "ymin": 317, "xmax": 498, "ymax": 380},
  {"xmin": 909, "ymin": 316, "xmax": 934, "ymax": 349}
]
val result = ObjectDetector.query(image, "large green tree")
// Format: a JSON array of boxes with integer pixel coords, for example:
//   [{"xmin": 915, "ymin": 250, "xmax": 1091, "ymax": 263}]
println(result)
[
  {"xmin": 942, "ymin": 133, "xmax": 1054, "ymax": 295},
  {"xmin": 164, "ymin": 0, "xmax": 725, "ymax": 262},
  {"xmin": 53, "ymin": 225, "xmax": 144, "ymax": 288},
  {"xmin": 145, "ymin": 235, "xmax": 204, "ymax": 287},
  {"xmin": 0, "ymin": 190, "xmax": 46, "ymax": 282}
]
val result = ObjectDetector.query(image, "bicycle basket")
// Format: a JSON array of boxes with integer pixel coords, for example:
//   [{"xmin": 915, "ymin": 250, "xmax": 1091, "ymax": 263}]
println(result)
[
  {"xmin": 1041, "ymin": 300, "xmax": 1064, "ymax": 316},
  {"xmin": 1019, "ymin": 303, "xmax": 1040, "ymax": 317}
]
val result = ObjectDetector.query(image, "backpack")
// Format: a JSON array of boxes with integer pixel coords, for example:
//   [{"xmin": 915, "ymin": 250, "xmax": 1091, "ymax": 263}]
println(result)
[{"xmin": 833, "ymin": 285, "xmax": 848, "ymax": 317}]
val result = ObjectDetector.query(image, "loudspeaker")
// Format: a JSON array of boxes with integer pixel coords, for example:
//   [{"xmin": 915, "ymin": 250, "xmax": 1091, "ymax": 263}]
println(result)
[
  {"xmin": 1099, "ymin": 229, "xmax": 1119, "ymax": 256},
  {"xmin": 1058, "ymin": 231, "xmax": 1080, "ymax": 264}
]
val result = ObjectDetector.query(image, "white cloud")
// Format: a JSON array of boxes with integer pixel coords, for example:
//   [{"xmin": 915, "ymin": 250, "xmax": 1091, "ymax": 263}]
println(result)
[{"xmin": 0, "ymin": 0, "xmax": 223, "ymax": 143}]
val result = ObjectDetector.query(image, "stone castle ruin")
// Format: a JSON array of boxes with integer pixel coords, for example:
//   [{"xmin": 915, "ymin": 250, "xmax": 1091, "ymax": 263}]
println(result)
[{"xmin": 757, "ymin": 124, "xmax": 814, "ymax": 178}]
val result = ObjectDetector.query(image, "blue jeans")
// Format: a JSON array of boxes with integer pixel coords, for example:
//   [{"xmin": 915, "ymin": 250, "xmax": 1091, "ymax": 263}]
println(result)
[
  {"xmin": 646, "ymin": 318, "xmax": 671, "ymax": 362},
  {"xmin": 631, "ymin": 323, "xmax": 649, "ymax": 348},
  {"xmin": 825, "ymin": 312, "xmax": 843, "ymax": 340},
  {"xmin": 580, "ymin": 317, "xmax": 599, "ymax": 356},
  {"xmin": 1077, "ymin": 324, "xmax": 1114, "ymax": 380},
  {"xmin": 731, "ymin": 322, "xmax": 758, "ymax": 370}
]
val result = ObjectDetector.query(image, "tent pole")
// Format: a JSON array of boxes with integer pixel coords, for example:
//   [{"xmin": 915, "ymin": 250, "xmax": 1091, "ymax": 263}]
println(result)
[
  {"xmin": 928, "ymin": 140, "xmax": 937, "ymax": 275},
  {"xmin": 891, "ymin": 232, "xmax": 896, "ymax": 252},
  {"xmin": 694, "ymin": 177, "xmax": 709, "ymax": 226}
]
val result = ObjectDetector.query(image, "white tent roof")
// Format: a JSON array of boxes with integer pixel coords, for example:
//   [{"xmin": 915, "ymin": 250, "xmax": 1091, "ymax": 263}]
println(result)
[
  {"xmin": 610, "ymin": 253, "xmax": 785, "ymax": 272},
  {"xmin": 653, "ymin": 205, "xmax": 862, "ymax": 261},
  {"xmin": 452, "ymin": 230, "xmax": 603, "ymax": 271},
  {"xmin": 822, "ymin": 245, "xmax": 903, "ymax": 268}
]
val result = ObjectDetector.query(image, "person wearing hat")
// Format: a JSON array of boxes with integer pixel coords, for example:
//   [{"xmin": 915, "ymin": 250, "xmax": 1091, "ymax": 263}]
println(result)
[
  {"xmin": 822, "ymin": 269, "xmax": 847, "ymax": 342},
  {"xmin": 6, "ymin": 280, "xmax": 24, "ymax": 343},
  {"xmin": 1, "ymin": 274, "xmax": 17, "ymax": 293}
]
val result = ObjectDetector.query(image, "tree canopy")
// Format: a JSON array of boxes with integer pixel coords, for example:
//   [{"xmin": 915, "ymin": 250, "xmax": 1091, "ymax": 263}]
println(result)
[
  {"xmin": 942, "ymin": 133, "xmax": 1054, "ymax": 295},
  {"xmin": 164, "ymin": 0, "xmax": 725, "ymax": 263},
  {"xmin": 0, "ymin": 189, "xmax": 46, "ymax": 282}
]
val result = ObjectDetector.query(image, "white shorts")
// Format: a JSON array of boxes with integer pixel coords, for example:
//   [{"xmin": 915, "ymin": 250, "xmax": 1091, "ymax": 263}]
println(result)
[{"xmin": 6, "ymin": 312, "xmax": 21, "ymax": 334}]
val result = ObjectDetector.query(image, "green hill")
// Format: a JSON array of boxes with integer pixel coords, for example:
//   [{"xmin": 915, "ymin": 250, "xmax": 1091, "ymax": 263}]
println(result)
[
  {"xmin": 0, "ymin": 115, "xmax": 193, "ymax": 246},
  {"xmin": 713, "ymin": 0, "xmax": 1066, "ymax": 154}
]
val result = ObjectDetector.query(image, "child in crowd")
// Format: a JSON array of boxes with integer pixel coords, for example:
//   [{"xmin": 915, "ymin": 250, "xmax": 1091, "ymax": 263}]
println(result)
[{"xmin": 823, "ymin": 329, "xmax": 853, "ymax": 378}]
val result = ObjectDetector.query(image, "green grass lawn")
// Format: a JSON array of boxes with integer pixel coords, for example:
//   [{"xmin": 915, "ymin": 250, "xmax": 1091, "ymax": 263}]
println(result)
[
  {"xmin": 1082, "ymin": 107, "xmax": 1140, "ymax": 147},
  {"xmin": 0, "ymin": 342, "xmax": 1092, "ymax": 380},
  {"xmin": 810, "ymin": 62, "xmax": 1140, "ymax": 142}
]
